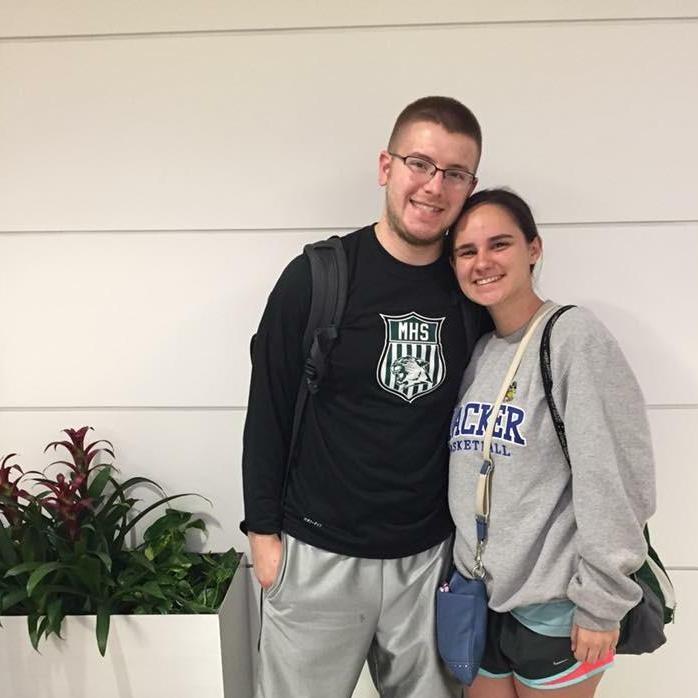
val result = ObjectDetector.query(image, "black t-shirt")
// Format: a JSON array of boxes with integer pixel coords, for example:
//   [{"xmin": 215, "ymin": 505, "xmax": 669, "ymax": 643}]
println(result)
[{"xmin": 242, "ymin": 225, "xmax": 489, "ymax": 558}]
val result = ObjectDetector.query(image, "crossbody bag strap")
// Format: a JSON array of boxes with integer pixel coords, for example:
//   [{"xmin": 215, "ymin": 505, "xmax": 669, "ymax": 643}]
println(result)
[
  {"xmin": 472, "ymin": 300, "xmax": 557, "ymax": 578},
  {"xmin": 539, "ymin": 304, "xmax": 577, "ymax": 467}
]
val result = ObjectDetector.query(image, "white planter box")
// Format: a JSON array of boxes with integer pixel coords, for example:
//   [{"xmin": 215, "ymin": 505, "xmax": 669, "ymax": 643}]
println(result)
[{"xmin": 0, "ymin": 555, "xmax": 259, "ymax": 698}]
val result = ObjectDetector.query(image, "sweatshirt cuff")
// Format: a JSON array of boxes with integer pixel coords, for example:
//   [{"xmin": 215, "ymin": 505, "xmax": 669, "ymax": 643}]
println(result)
[{"xmin": 572, "ymin": 607, "xmax": 621, "ymax": 632}]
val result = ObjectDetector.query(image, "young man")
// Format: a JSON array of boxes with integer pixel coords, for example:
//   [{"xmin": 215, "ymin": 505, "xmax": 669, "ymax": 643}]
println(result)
[{"xmin": 242, "ymin": 96, "xmax": 490, "ymax": 697}]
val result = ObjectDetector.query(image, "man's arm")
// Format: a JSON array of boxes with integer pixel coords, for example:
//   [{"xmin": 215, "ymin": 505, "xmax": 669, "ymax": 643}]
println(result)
[{"xmin": 241, "ymin": 255, "xmax": 311, "ymax": 587}]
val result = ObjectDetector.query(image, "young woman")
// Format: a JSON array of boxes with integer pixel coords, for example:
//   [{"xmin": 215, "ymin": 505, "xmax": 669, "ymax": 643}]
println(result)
[{"xmin": 447, "ymin": 189, "xmax": 655, "ymax": 697}]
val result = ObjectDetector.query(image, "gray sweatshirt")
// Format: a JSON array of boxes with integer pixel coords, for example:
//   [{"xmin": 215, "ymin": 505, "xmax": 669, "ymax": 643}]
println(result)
[{"xmin": 449, "ymin": 305, "xmax": 656, "ymax": 631}]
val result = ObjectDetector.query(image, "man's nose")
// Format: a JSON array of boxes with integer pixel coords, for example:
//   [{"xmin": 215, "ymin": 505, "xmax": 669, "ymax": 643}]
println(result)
[{"xmin": 422, "ymin": 169, "xmax": 445, "ymax": 194}]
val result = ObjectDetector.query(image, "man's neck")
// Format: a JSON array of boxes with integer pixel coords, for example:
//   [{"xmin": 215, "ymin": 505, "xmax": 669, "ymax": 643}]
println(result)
[{"xmin": 374, "ymin": 217, "xmax": 443, "ymax": 266}]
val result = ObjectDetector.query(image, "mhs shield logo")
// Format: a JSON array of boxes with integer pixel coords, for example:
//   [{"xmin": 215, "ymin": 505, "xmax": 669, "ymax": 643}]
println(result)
[{"xmin": 376, "ymin": 313, "xmax": 446, "ymax": 403}]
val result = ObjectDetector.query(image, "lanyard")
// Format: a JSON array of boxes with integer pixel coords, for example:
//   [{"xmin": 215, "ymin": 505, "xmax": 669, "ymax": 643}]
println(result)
[{"xmin": 472, "ymin": 301, "xmax": 557, "ymax": 579}]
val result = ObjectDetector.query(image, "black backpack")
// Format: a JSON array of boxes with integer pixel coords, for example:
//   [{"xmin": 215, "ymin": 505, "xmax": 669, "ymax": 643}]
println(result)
[{"xmin": 540, "ymin": 305, "xmax": 676, "ymax": 655}]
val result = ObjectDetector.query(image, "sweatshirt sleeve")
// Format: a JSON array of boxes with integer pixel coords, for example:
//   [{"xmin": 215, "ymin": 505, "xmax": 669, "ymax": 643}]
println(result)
[
  {"xmin": 556, "ymin": 310, "xmax": 656, "ymax": 631},
  {"xmin": 241, "ymin": 254, "xmax": 311, "ymax": 535}
]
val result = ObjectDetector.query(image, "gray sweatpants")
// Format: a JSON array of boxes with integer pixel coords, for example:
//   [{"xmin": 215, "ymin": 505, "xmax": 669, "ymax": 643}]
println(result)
[{"xmin": 255, "ymin": 534, "xmax": 461, "ymax": 698}]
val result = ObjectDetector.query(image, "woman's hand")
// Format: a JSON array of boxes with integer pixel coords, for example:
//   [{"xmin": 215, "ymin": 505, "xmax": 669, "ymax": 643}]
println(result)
[{"xmin": 570, "ymin": 624, "xmax": 619, "ymax": 663}]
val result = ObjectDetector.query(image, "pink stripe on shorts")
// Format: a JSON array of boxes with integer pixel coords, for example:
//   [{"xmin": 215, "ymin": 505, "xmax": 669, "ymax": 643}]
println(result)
[{"xmin": 518, "ymin": 651, "xmax": 615, "ymax": 690}]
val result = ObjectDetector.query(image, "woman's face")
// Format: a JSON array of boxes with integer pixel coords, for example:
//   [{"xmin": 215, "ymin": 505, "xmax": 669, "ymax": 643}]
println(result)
[{"xmin": 451, "ymin": 203, "xmax": 541, "ymax": 310}]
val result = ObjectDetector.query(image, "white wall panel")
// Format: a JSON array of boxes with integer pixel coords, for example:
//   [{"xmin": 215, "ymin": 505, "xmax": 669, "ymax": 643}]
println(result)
[
  {"xmin": 0, "ymin": 409, "xmax": 248, "ymax": 553},
  {"xmin": 2, "ymin": 1, "xmax": 697, "ymax": 38},
  {"xmin": 0, "ymin": 230, "xmax": 322, "ymax": 407},
  {"xmin": 2, "ymin": 21, "xmax": 697, "ymax": 231},
  {"xmin": 0, "ymin": 404, "xmax": 693, "ymax": 565},
  {"xmin": 643, "ymin": 409, "xmax": 697, "ymax": 568},
  {"xmin": 1, "ymin": 224, "xmax": 695, "ymax": 407},
  {"xmin": 538, "ymin": 222, "xmax": 698, "ymax": 405}
]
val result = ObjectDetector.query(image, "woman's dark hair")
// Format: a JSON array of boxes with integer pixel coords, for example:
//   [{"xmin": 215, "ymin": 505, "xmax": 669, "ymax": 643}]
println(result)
[{"xmin": 446, "ymin": 188, "xmax": 541, "ymax": 260}]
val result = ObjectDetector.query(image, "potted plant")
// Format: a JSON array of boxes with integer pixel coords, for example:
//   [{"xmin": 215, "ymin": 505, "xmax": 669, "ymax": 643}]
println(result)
[{"xmin": 0, "ymin": 427, "xmax": 257, "ymax": 698}]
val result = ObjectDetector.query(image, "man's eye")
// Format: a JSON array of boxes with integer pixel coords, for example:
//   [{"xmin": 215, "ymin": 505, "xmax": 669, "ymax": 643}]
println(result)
[
  {"xmin": 445, "ymin": 170, "xmax": 468, "ymax": 182},
  {"xmin": 407, "ymin": 158, "xmax": 430, "ymax": 172}
]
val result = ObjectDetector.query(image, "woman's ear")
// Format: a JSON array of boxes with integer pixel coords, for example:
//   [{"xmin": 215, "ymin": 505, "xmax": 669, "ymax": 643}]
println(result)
[{"xmin": 529, "ymin": 235, "xmax": 542, "ymax": 265}]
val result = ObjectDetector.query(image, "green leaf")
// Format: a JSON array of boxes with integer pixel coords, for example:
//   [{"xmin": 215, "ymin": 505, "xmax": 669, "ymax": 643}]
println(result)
[
  {"xmin": 123, "ymin": 551, "xmax": 156, "ymax": 574},
  {"xmin": 27, "ymin": 561, "xmax": 64, "ymax": 597},
  {"xmin": 46, "ymin": 597, "xmax": 64, "ymax": 638},
  {"xmin": 141, "ymin": 581, "xmax": 167, "ymax": 600},
  {"xmin": 4, "ymin": 560, "xmax": 43, "ymax": 578},
  {"xmin": 37, "ymin": 615, "xmax": 49, "ymax": 647},
  {"xmin": 143, "ymin": 509, "xmax": 191, "ymax": 541},
  {"xmin": 41, "ymin": 584, "xmax": 90, "ymax": 599},
  {"xmin": 116, "ymin": 493, "xmax": 207, "ymax": 548},
  {"xmin": 70, "ymin": 555, "xmax": 102, "ymax": 595},
  {"xmin": 0, "ymin": 525, "xmax": 18, "ymax": 565},
  {"xmin": 20, "ymin": 528, "xmax": 42, "ymax": 563},
  {"xmin": 27, "ymin": 614, "xmax": 40, "ymax": 651},
  {"xmin": 1, "ymin": 587, "xmax": 29, "ymax": 611},
  {"xmin": 92, "ymin": 551, "xmax": 112, "ymax": 574},
  {"xmin": 187, "ymin": 518, "xmax": 207, "ymax": 532},
  {"xmin": 96, "ymin": 605, "xmax": 110, "ymax": 656},
  {"xmin": 87, "ymin": 465, "xmax": 114, "ymax": 499}
]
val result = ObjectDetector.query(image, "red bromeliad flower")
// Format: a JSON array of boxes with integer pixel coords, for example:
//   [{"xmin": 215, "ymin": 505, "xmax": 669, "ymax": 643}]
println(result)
[
  {"xmin": 37, "ymin": 472, "xmax": 93, "ymax": 540},
  {"xmin": 44, "ymin": 426, "xmax": 114, "ymax": 498},
  {"xmin": 0, "ymin": 454, "xmax": 30, "ymax": 526}
]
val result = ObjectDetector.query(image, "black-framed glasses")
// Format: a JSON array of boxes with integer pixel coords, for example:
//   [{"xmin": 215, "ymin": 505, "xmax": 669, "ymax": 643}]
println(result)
[{"xmin": 388, "ymin": 152, "xmax": 476, "ymax": 189}]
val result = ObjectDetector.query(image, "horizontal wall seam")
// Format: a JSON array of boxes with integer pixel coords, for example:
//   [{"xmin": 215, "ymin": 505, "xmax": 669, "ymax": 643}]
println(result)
[
  {"xmin": 1, "ymin": 15, "xmax": 697, "ymax": 43},
  {"xmin": 1, "ymin": 404, "xmax": 696, "ymax": 413},
  {"xmin": 1, "ymin": 220, "xmax": 697, "ymax": 236},
  {"xmin": 0, "ymin": 406, "xmax": 248, "ymax": 412}
]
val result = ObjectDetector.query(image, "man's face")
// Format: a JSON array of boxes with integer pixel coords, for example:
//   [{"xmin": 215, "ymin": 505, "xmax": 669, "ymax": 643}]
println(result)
[{"xmin": 378, "ymin": 121, "xmax": 479, "ymax": 248}]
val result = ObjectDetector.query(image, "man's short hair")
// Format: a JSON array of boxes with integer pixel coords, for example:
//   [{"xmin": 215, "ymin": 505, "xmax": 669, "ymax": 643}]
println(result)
[{"xmin": 387, "ymin": 96, "xmax": 482, "ymax": 155}]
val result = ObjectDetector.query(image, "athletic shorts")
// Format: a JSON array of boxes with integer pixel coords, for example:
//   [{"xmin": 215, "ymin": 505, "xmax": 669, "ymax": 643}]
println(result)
[{"xmin": 479, "ymin": 609, "xmax": 615, "ymax": 690}]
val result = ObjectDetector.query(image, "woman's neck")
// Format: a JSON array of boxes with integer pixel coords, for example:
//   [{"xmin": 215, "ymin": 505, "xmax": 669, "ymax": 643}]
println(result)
[{"xmin": 490, "ymin": 293, "xmax": 545, "ymax": 337}]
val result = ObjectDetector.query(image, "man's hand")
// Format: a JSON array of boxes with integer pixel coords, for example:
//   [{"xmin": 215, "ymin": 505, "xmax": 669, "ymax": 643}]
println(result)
[
  {"xmin": 570, "ymin": 624, "xmax": 619, "ymax": 664},
  {"xmin": 249, "ymin": 532, "xmax": 283, "ymax": 590}
]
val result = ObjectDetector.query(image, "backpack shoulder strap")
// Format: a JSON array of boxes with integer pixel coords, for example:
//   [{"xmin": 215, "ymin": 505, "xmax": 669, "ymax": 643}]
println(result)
[
  {"xmin": 302, "ymin": 237, "xmax": 348, "ymax": 392},
  {"xmin": 539, "ymin": 304, "xmax": 577, "ymax": 466},
  {"xmin": 280, "ymin": 236, "xmax": 348, "ymax": 510}
]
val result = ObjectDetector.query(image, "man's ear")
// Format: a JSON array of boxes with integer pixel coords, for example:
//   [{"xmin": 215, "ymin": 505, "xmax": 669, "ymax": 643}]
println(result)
[
  {"xmin": 466, "ymin": 177, "xmax": 478, "ymax": 199},
  {"xmin": 378, "ymin": 150, "xmax": 392, "ymax": 186}
]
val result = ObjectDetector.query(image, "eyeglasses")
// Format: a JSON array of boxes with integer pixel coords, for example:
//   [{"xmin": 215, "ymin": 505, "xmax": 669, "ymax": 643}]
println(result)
[{"xmin": 388, "ymin": 152, "xmax": 476, "ymax": 189}]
